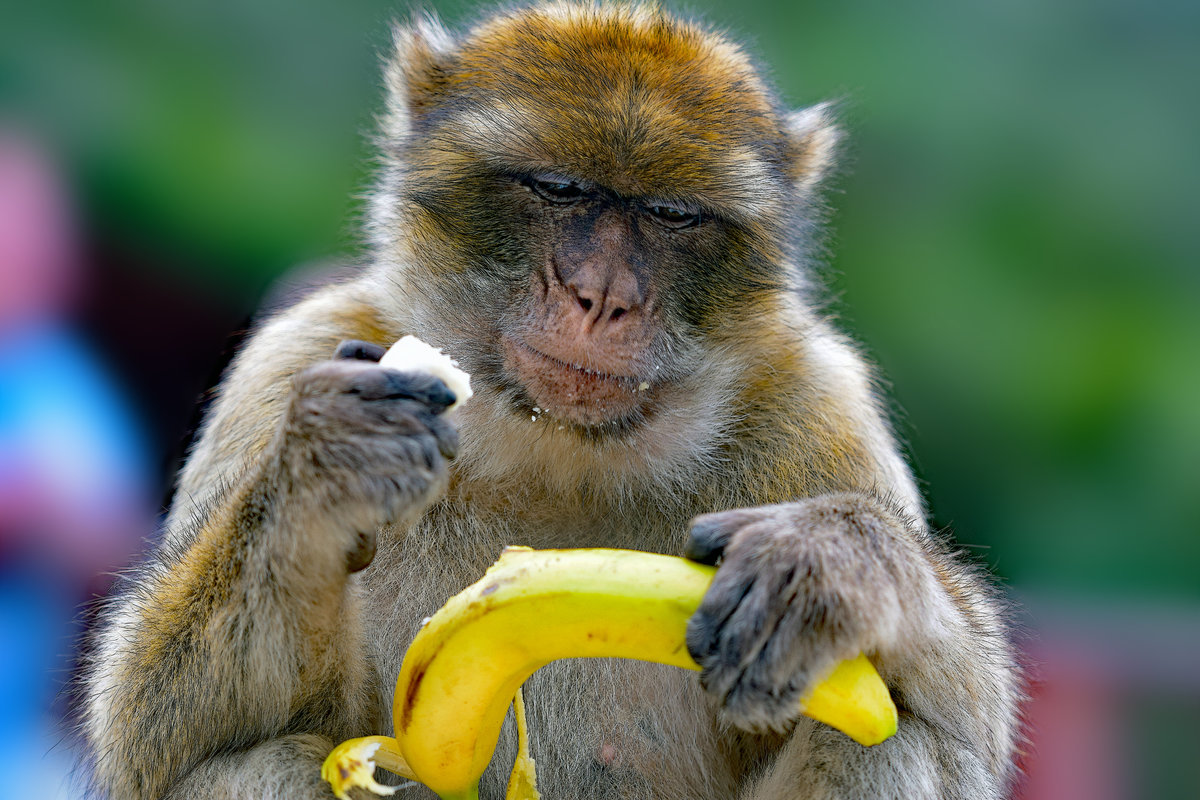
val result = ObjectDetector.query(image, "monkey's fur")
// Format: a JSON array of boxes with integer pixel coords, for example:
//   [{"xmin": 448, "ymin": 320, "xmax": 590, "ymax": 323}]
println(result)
[{"xmin": 82, "ymin": 4, "xmax": 1021, "ymax": 798}]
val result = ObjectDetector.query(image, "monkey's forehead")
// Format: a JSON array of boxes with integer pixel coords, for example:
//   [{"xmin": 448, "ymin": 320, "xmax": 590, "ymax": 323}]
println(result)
[{"xmin": 425, "ymin": 3, "xmax": 791, "ymax": 214}]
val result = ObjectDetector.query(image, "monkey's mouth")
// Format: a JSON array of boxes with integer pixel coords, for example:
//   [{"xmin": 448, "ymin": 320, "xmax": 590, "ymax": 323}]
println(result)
[{"xmin": 500, "ymin": 335, "xmax": 653, "ymax": 426}]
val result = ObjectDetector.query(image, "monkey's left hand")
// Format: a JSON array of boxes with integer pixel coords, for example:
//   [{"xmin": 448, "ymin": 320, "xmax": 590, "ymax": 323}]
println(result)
[{"xmin": 684, "ymin": 493, "xmax": 920, "ymax": 732}]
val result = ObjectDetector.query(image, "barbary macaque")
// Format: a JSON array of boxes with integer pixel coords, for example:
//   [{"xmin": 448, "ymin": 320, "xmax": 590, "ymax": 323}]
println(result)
[{"xmin": 82, "ymin": 3, "xmax": 1020, "ymax": 798}]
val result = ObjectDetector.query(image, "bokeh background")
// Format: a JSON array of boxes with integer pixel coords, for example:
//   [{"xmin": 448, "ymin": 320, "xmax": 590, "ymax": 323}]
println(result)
[{"xmin": 2, "ymin": 0, "xmax": 1197, "ymax": 797}]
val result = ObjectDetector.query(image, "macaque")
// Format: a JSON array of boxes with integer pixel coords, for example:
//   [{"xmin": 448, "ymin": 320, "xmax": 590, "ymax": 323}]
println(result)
[{"xmin": 82, "ymin": 3, "xmax": 1020, "ymax": 798}]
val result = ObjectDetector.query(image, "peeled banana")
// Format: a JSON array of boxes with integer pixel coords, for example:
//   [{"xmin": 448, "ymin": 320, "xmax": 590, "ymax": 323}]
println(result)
[{"xmin": 323, "ymin": 547, "xmax": 898, "ymax": 800}]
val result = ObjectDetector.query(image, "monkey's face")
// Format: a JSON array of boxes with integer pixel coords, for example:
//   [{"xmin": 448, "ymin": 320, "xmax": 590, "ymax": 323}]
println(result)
[
  {"xmin": 376, "ymin": 5, "xmax": 833, "ymax": 483},
  {"xmin": 398, "ymin": 149, "xmax": 788, "ymax": 437},
  {"xmin": 498, "ymin": 173, "xmax": 717, "ymax": 428},
  {"xmin": 402, "ymin": 161, "xmax": 758, "ymax": 435}
]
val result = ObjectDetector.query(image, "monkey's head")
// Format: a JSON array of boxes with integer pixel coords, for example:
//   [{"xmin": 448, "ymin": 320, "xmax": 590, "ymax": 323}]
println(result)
[{"xmin": 369, "ymin": 2, "xmax": 840, "ymax": 493}]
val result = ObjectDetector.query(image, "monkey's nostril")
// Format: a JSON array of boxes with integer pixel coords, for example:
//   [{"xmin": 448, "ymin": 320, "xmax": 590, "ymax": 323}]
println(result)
[
  {"xmin": 579, "ymin": 297, "xmax": 593, "ymax": 312},
  {"xmin": 609, "ymin": 307, "xmax": 626, "ymax": 322}
]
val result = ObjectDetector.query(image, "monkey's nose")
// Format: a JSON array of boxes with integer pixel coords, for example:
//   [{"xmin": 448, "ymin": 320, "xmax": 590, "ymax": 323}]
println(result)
[{"xmin": 565, "ymin": 264, "xmax": 643, "ymax": 331}]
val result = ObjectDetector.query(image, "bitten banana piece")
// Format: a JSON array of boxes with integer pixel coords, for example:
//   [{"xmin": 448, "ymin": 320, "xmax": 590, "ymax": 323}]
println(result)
[
  {"xmin": 323, "ymin": 547, "xmax": 898, "ymax": 800},
  {"xmin": 378, "ymin": 335, "xmax": 473, "ymax": 411},
  {"xmin": 321, "ymin": 736, "xmax": 411, "ymax": 800}
]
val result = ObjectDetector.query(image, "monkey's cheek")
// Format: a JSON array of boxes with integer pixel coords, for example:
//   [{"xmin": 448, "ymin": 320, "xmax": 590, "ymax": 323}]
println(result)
[{"xmin": 501, "ymin": 335, "xmax": 649, "ymax": 426}]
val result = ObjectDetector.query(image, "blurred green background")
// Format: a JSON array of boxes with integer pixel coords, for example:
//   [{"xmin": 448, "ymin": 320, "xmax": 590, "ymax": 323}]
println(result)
[{"xmin": 2, "ymin": 0, "xmax": 1197, "ymax": 797}]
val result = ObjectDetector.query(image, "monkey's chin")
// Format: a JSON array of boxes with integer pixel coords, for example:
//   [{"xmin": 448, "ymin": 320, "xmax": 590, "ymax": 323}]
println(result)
[{"xmin": 501, "ymin": 335, "xmax": 651, "ymax": 428}]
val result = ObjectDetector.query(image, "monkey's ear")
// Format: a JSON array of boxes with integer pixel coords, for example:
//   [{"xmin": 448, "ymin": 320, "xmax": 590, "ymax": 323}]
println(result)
[
  {"xmin": 784, "ymin": 102, "xmax": 842, "ymax": 197},
  {"xmin": 382, "ymin": 14, "xmax": 456, "ymax": 140}
]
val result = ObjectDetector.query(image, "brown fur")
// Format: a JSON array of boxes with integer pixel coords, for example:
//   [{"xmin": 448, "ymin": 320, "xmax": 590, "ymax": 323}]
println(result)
[{"xmin": 82, "ymin": 4, "xmax": 1019, "ymax": 799}]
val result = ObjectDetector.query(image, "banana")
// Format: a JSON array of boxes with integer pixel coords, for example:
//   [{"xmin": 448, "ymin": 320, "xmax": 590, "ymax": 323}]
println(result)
[
  {"xmin": 323, "ymin": 547, "xmax": 898, "ymax": 800},
  {"xmin": 378, "ymin": 335, "xmax": 473, "ymax": 411}
]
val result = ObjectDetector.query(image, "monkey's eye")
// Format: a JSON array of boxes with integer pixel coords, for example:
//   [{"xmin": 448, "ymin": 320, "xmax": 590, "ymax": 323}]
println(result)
[
  {"xmin": 526, "ymin": 178, "xmax": 585, "ymax": 204},
  {"xmin": 646, "ymin": 204, "xmax": 702, "ymax": 229}
]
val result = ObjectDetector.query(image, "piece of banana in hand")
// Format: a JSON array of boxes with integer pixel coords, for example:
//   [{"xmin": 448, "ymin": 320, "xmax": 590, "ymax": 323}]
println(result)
[{"xmin": 379, "ymin": 335, "xmax": 473, "ymax": 411}]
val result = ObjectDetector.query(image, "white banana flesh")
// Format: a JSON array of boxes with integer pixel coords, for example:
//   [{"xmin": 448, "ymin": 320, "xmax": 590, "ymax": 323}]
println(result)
[{"xmin": 378, "ymin": 335, "xmax": 473, "ymax": 411}]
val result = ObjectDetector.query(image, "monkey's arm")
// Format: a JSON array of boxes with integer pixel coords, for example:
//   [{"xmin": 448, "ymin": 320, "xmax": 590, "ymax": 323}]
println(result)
[
  {"xmin": 688, "ymin": 330, "xmax": 1020, "ymax": 799},
  {"xmin": 689, "ymin": 494, "xmax": 1018, "ymax": 799},
  {"xmin": 82, "ymin": 284, "xmax": 453, "ymax": 799},
  {"xmin": 84, "ymin": 454, "xmax": 380, "ymax": 800}
]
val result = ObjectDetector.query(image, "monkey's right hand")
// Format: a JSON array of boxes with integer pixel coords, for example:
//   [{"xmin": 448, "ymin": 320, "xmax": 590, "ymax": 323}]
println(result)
[{"xmin": 275, "ymin": 340, "xmax": 459, "ymax": 572}]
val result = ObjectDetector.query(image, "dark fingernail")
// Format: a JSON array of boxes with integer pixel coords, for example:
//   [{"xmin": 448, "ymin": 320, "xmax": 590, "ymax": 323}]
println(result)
[
  {"xmin": 334, "ymin": 339, "xmax": 387, "ymax": 362},
  {"xmin": 684, "ymin": 519, "xmax": 729, "ymax": 565},
  {"xmin": 346, "ymin": 529, "xmax": 377, "ymax": 573},
  {"xmin": 423, "ymin": 382, "xmax": 457, "ymax": 412}
]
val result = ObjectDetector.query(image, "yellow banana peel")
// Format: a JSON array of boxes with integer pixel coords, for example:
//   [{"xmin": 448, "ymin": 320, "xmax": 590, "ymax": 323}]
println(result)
[{"xmin": 323, "ymin": 547, "xmax": 897, "ymax": 800}]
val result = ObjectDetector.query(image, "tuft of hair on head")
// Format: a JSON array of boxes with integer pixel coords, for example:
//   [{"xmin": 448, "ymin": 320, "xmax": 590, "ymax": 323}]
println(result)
[
  {"xmin": 784, "ymin": 100, "xmax": 843, "ymax": 199},
  {"xmin": 381, "ymin": 11, "xmax": 457, "ymax": 142}
]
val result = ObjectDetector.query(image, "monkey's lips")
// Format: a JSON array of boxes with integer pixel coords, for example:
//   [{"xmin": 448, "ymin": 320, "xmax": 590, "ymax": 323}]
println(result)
[{"xmin": 501, "ymin": 336, "xmax": 651, "ymax": 426}]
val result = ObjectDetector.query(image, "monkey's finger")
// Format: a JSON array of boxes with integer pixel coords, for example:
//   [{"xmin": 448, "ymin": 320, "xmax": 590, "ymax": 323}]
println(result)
[
  {"xmin": 387, "ymin": 370, "xmax": 458, "ymax": 412},
  {"xmin": 334, "ymin": 339, "xmax": 387, "ymax": 362},
  {"xmin": 684, "ymin": 508, "xmax": 766, "ymax": 564},
  {"xmin": 687, "ymin": 520, "xmax": 799, "ymax": 688},
  {"xmin": 349, "ymin": 368, "xmax": 457, "ymax": 412},
  {"xmin": 686, "ymin": 560, "xmax": 762, "ymax": 674},
  {"xmin": 416, "ymin": 406, "xmax": 460, "ymax": 460},
  {"xmin": 688, "ymin": 564, "xmax": 780, "ymax": 684}
]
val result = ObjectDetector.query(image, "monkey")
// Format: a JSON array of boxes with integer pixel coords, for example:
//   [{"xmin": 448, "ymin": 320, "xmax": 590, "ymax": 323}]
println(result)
[{"xmin": 81, "ymin": 3, "xmax": 1021, "ymax": 799}]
